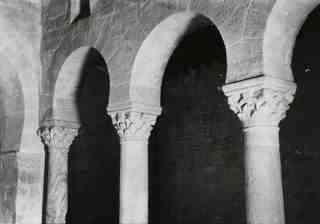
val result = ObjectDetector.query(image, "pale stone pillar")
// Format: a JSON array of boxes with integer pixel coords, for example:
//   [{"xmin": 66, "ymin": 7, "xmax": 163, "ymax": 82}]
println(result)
[
  {"xmin": 110, "ymin": 111, "xmax": 157, "ymax": 224},
  {"xmin": 223, "ymin": 77, "xmax": 296, "ymax": 224},
  {"xmin": 38, "ymin": 126, "xmax": 78, "ymax": 224}
]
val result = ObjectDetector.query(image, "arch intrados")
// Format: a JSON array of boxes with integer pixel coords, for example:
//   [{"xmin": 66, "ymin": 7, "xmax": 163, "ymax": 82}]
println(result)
[
  {"xmin": 54, "ymin": 46, "xmax": 109, "ymax": 99},
  {"xmin": 130, "ymin": 11, "xmax": 226, "ymax": 108},
  {"xmin": 263, "ymin": 0, "xmax": 320, "ymax": 81},
  {"xmin": 53, "ymin": 46, "xmax": 109, "ymax": 123}
]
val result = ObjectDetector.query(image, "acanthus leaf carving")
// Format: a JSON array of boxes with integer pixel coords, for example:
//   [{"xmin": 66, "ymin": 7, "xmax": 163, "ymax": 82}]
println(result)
[
  {"xmin": 38, "ymin": 126, "xmax": 78, "ymax": 151},
  {"xmin": 227, "ymin": 87, "xmax": 295, "ymax": 127},
  {"xmin": 38, "ymin": 126, "xmax": 78, "ymax": 224},
  {"xmin": 110, "ymin": 111, "xmax": 157, "ymax": 140}
]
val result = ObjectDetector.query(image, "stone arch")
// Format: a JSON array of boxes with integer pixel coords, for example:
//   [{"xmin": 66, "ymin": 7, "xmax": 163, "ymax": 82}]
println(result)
[
  {"xmin": 0, "ymin": 8, "xmax": 44, "ymax": 224},
  {"xmin": 48, "ymin": 46, "xmax": 119, "ymax": 224},
  {"xmin": 263, "ymin": 0, "xmax": 320, "ymax": 81},
  {"xmin": 52, "ymin": 46, "xmax": 109, "ymax": 126},
  {"xmin": 130, "ymin": 11, "xmax": 238, "ymax": 224},
  {"xmin": 0, "ymin": 11, "xmax": 41, "ymax": 153},
  {"xmin": 0, "ymin": 54, "xmax": 24, "ymax": 152},
  {"xmin": 129, "ymin": 12, "xmax": 226, "ymax": 112}
]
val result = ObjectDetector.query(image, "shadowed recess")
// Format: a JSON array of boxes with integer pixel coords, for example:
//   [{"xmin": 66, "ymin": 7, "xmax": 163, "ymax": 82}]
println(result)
[
  {"xmin": 280, "ymin": 4, "xmax": 320, "ymax": 224},
  {"xmin": 148, "ymin": 15, "xmax": 244, "ymax": 224},
  {"xmin": 53, "ymin": 47, "xmax": 119, "ymax": 224},
  {"xmin": 70, "ymin": 0, "xmax": 91, "ymax": 23},
  {"xmin": 130, "ymin": 12, "xmax": 226, "ymax": 107},
  {"xmin": 53, "ymin": 47, "xmax": 109, "ymax": 126}
]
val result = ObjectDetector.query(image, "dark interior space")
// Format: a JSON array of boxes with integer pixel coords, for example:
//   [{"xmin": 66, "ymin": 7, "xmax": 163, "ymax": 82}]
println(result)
[
  {"xmin": 280, "ymin": 4, "xmax": 320, "ymax": 224},
  {"xmin": 66, "ymin": 48, "xmax": 120, "ymax": 224},
  {"xmin": 148, "ymin": 22, "xmax": 245, "ymax": 224},
  {"xmin": 72, "ymin": 0, "xmax": 91, "ymax": 23}
]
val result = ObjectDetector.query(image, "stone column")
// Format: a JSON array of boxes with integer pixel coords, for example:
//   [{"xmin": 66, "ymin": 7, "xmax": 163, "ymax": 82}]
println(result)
[
  {"xmin": 223, "ymin": 77, "xmax": 296, "ymax": 224},
  {"xmin": 111, "ymin": 111, "xmax": 157, "ymax": 224},
  {"xmin": 38, "ymin": 126, "xmax": 78, "ymax": 224}
]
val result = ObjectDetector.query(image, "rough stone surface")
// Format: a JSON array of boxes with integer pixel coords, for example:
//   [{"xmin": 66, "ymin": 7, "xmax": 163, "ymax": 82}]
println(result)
[
  {"xmin": 0, "ymin": 152, "xmax": 44, "ymax": 224},
  {"xmin": 0, "ymin": 1, "xmax": 42, "ymax": 223},
  {"xmin": 111, "ymin": 111, "xmax": 157, "ymax": 141},
  {"xmin": 40, "ymin": 0, "xmax": 279, "ymax": 118},
  {"xmin": 224, "ymin": 79, "xmax": 296, "ymax": 127},
  {"xmin": 0, "ymin": 0, "xmax": 319, "ymax": 223},
  {"xmin": 0, "ymin": 152, "xmax": 17, "ymax": 224},
  {"xmin": 15, "ymin": 152, "xmax": 44, "ymax": 224},
  {"xmin": 39, "ymin": 126, "xmax": 78, "ymax": 224}
]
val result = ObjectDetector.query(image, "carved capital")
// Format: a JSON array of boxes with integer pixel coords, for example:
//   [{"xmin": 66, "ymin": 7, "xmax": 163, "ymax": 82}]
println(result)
[
  {"xmin": 38, "ymin": 126, "xmax": 78, "ymax": 150},
  {"xmin": 110, "ymin": 111, "xmax": 157, "ymax": 141},
  {"xmin": 226, "ymin": 87, "xmax": 295, "ymax": 127}
]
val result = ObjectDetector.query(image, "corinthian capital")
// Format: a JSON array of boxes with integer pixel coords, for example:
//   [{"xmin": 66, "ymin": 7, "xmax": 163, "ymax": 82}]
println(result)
[
  {"xmin": 38, "ymin": 126, "xmax": 78, "ymax": 150},
  {"xmin": 223, "ymin": 77, "xmax": 296, "ymax": 127},
  {"xmin": 110, "ymin": 111, "xmax": 157, "ymax": 141}
]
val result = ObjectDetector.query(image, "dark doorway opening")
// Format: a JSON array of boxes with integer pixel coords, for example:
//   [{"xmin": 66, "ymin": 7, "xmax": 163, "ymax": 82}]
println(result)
[
  {"xmin": 148, "ymin": 18, "xmax": 244, "ymax": 224},
  {"xmin": 65, "ymin": 48, "xmax": 120, "ymax": 224}
]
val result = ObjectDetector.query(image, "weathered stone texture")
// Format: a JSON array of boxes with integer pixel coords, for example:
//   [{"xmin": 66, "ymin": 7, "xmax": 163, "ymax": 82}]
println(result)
[
  {"xmin": 227, "ymin": 39, "xmax": 263, "ymax": 82},
  {"xmin": 39, "ymin": 126, "xmax": 78, "ymax": 224},
  {"xmin": 0, "ymin": 153, "xmax": 17, "ymax": 224},
  {"xmin": 263, "ymin": 0, "xmax": 320, "ymax": 80},
  {"xmin": 15, "ymin": 152, "xmax": 44, "ymax": 224},
  {"xmin": 0, "ymin": 152, "xmax": 44, "ymax": 224},
  {"xmin": 0, "ymin": 1, "xmax": 41, "ymax": 154},
  {"xmin": 41, "ymin": 0, "xmax": 278, "ymax": 121},
  {"xmin": 0, "ymin": 0, "xmax": 317, "ymax": 223},
  {"xmin": 0, "ymin": 2, "xmax": 42, "ymax": 223},
  {"xmin": 0, "ymin": 116, "xmax": 24, "ymax": 152},
  {"xmin": 0, "ymin": 0, "xmax": 39, "ymax": 9}
]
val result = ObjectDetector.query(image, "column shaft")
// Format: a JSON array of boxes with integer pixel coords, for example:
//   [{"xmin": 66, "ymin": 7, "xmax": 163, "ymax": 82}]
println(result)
[
  {"xmin": 120, "ymin": 139, "xmax": 148, "ymax": 224},
  {"xmin": 110, "ymin": 111, "xmax": 158, "ymax": 224},
  {"xmin": 38, "ymin": 126, "xmax": 78, "ymax": 224},
  {"xmin": 46, "ymin": 147, "xmax": 69, "ymax": 224},
  {"xmin": 223, "ymin": 77, "xmax": 296, "ymax": 224},
  {"xmin": 244, "ymin": 126, "xmax": 284, "ymax": 224}
]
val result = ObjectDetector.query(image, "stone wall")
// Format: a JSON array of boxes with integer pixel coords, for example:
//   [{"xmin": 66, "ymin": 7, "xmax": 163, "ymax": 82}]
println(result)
[
  {"xmin": 0, "ymin": 0, "xmax": 319, "ymax": 223},
  {"xmin": 0, "ymin": 153, "xmax": 17, "ymax": 223},
  {"xmin": 0, "ymin": 1, "xmax": 43, "ymax": 223},
  {"xmin": 40, "ymin": 1, "xmax": 320, "ymax": 223},
  {"xmin": 41, "ymin": 0, "xmax": 277, "ymax": 122}
]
